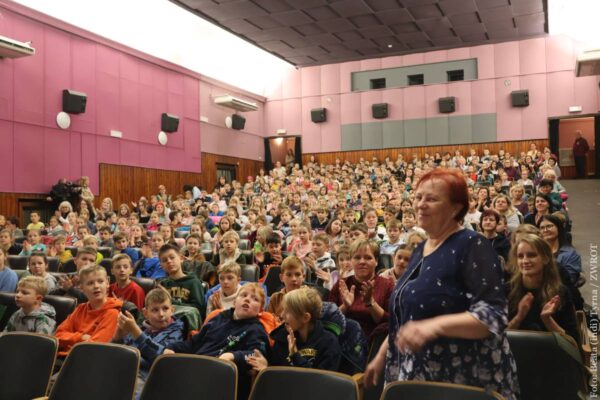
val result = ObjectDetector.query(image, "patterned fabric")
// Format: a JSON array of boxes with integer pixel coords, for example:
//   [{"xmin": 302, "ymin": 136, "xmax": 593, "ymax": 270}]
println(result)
[
  {"xmin": 4, "ymin": 302, "xmax": 56, "ymax": 334},
  {"xmin": 386, "ymin": 229, "xmax": 519, "ymax": 400}
]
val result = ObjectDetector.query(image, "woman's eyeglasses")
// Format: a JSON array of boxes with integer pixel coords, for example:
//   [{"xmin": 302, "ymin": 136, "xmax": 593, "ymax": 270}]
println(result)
[{"xmin": 539, "ymin": 224, "xmax": 555, "ymax": 231}]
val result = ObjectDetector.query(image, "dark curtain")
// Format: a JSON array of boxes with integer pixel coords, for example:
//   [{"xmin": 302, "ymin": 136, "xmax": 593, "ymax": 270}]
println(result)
[
  {"xmin": 548, "ymin": 118, "xmax": 559, "ymax": 160},
  {"xmin": 264, "ymin": 138, "xmax": 273, "ymax": 172},
  {"xmin": 595, "ymin": 115, "xmax": 600, "ymax": 178},
  {"xmin": 294, "ymin": 136, "xmax": 302, "ymax": 168}
]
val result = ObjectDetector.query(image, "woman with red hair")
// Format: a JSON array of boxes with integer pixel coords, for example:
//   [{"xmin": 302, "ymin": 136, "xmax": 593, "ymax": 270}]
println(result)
[{"xmin": 365, "ymin": 168, "xmax": 519, "ymax": 400}]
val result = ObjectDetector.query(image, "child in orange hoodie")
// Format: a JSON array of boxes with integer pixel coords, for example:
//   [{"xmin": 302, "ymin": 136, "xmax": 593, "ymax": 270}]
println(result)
[{"xmin": 55, "ymin": 264, "xmax": 122, "ymax": 356}]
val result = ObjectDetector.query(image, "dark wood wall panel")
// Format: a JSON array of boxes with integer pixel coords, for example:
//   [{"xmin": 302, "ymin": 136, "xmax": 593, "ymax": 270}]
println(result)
[
  {"xmin": 0, "ymin": 193, "xmax": 48, "ymax": 223},
  {"xmin": 302, "ymin": 139, "xmax": 550, "ymax": 166}
]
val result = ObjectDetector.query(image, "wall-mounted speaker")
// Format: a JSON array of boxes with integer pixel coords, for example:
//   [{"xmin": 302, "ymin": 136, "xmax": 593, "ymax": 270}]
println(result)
[
  {"xmin": 232, "ymin": 114, "xmax": 246, "ymax": 130},
  {"xmin": 62, "ymin": 89, "xmax": 87, "ymax": 114},
  {"xmin": 311, "ymin": 108, "xmax": 327, "ymax": 123},
  {"xmin": 372, "ymin": 103, "xmax": 388, "ymax": 119},
  {"xmin": 438, "ymin": 96, "xmax": 455, "ymax": 113},
  {"xmin": 511, "ymin": 90, "xmax": 529, "ymax": 107},
  {"xmin": 161, "ymin": 113, "xmax": 179, "ymax": 133}
]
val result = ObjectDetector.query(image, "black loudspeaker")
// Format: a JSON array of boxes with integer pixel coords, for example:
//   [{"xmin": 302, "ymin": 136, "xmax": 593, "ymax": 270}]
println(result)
[
  {"xmin": 232, "ymin": 114, "xmax": 245, "ymax": 130},
  {"xmin": 438, "ymin": 97, "xmax": 455, "ymax": 113},
  {"xmin": 372, "ymin": 103, "xmax": 388, "ymax": 119},
  {"xmin": 511, "ymin": 90, "xmax": 529, "ymax": 107},
  {"xmin": 161, "ymin": 113, "xmax": 179, "ymax": 133},
  {"xmin": 62, "ymin": 90, "xmax": 87, "ymax": 114},
  {"xmin": 311, "ymin": 108, "xmax": 327, "ymax": 123}
]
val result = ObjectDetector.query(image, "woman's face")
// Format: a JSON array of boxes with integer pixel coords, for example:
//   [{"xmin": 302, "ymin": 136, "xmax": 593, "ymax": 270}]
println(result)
[
  {"xmin": 516, "ymin": 241, "xmax": 544, "ymax": 280},
  {"xmin": 535, "ymin": 197, "xmax": 549, "ymax": 213},
  {"xmin": 102, "ymin": 198, "xmax": 111, "ymax": 210},
  {"xmin": 351, "ymin": 245, "xmax": 377, "ymax": 281},
  {"xmin": 494, "ymin": 197, "xmax": 508, "ymax": 212},
  {"xmin": 414, "ymin": 179, "xmax": 457, "ymax": 233},
  {"xmin": 539, "ymin": 220, "xmax": 559, "ymax": 242}
]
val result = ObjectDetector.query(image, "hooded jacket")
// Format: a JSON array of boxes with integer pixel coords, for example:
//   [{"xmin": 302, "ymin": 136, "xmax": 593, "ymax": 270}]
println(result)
[
  {"xmin": 55, "ymin": 297, "xmax": 122, "ymax": 355},
  {"xmin": 4, "ymin": 302, "xmax": 56, "ymax": 334},
  {"xmin": 160, "ymin": 274, "xmax": 206, "ymax": 319}
]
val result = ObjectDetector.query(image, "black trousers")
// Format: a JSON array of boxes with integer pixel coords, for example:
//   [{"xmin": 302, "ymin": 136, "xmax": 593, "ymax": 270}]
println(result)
[{"xmin": 574, "ymin": 156, "xmax": 587, "ymax": 178}]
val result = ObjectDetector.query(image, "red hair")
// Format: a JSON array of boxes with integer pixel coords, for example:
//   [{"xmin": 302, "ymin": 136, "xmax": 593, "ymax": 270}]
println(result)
[{"xmin": 416, "ymin": 168, "xmax": 468, "ymax": 222}]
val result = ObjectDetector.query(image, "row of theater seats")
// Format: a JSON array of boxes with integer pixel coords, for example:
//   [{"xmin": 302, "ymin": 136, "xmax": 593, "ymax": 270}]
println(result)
[{"xmin": 0, "ymin": 329, "xmax": 589, "ymax": 400}]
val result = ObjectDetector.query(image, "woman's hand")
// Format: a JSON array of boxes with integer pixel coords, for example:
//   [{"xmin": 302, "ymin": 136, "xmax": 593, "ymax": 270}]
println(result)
[
  {"xmin": 517, "ymin": 292, "xmax": 534, "ymax": 320},
  {"xmin": 364, "ymin": 350, "xmax": 386, "ymax": 388},
  {"xmin": 541, "ymin": 295, "xmax": 560, "ymax": 320},
  {"xmin": 395, "ymin": 319, "xmax": 442, "ymax": 354},
  {"xmin": 360, "ymin": 279, "xmax": 375, "ymax": 304},
  {"xmin": 338, "ymin": 279, "xmax": 356, "ymax": 309},
  {"xmin": 247, "ymin": 349, "xmax": 268, "ymax": 372}
]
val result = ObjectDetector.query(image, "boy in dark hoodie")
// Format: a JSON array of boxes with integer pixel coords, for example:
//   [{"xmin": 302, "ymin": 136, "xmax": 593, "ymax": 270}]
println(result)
[
  {"xmin": 165, "ymin": 282, "xmax": 269, "ymax": 398},
  {"xmin": 4, "ymin": 276, "xmax": 56, "ymax": 334},
  {"xmin": 158, "ymin": 244, "xmax": 206, "ymax": 320},
  {"xmin": 248, "ymin": 286, "xmax": 341, "ymax": 371}
]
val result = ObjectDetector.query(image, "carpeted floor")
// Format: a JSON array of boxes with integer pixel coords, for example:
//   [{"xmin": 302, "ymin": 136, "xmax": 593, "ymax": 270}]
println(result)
[{"xmin": 562, "ymin": 179, "xmax": 600, "ymax": 304}]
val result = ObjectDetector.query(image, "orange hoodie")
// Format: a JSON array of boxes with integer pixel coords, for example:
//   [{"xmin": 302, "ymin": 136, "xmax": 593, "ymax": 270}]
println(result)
[{"xmin": 55, "ymin": 297, "xmax": 123, "ymax": 356}]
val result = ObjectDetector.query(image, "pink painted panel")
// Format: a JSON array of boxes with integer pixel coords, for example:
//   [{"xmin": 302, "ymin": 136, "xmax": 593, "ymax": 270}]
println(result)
[
  {"xmin": 574, "ymin": 76, "xmax": 599, "ymax": 115},
  {"xmin": 495, "ymin": 77, "xmax": 522, "ymax": 141},
  {"xmin": 12, "ymin": 17, "xmax": 44, "ymax": 126},
  {"xmin": 119, "ymin": 79, "xmax": 140, "ymax": 141},
  {"xmin": 381, "ymin": 88, "xmax": 404, "ymax": 120},
  {"xmin": 120, "ymin": 139, "xmax": 141, "ymax": 166},
  {"xmin": 183, "ymin": 76, "xmax": 199, "ymax": 119},
  {"xmin": 149, "ymin": 88, "xmax": 168, "ymax": 142},
  {"xmin": 199, "ymin": 81, "xmax": 214, "ymax": 120},
  {"xmin": 447, "ymin": 81, "xmax": 472, "ymax": 116},
  {"xmin": 138, "ymin": 83, "xmax": 156, "ymax": 142},
  {"xmin": 80, "ymin": 134, "xmax": 98, "ymax": 185},
  {"xmin": 167, "ymin": 148, "xmax": 186, "ymax": 171},
  {"xmin": 520, "ymin": 74, "xmax": 547, "ymax": 139},
  {"xmin": 139, "ymin": 61, "xmax": 154, "ymax": 86},
  {"xmin": 185, "ymin": 156, "xmax": 201, "ymax": 173},
  {"xmin": 96, "ymin": 135, "xmax": 121, "ymax": 164},
  {"xmin": 402, "ymin": 86, "xmax": 426, "ymax": 119},
  {"xmin": 447, "ymin": 47, "xmax": 470, "ymax": 61},
  {"xmin": 301, "ymin": 97, "xmax": 322, "ymax": 153},
  {"xmin": 597, "ymin": 77, "xmax": 600, "ymax": 112},
  {"xmin": 320, "ymin": 94, "xmax": 341, "ymax": 152},
  {"xmin": 360, "ymin": 58, "xmax": 381, "ymax": 71},
  {"xmin": 43, "ymin": 28, "xmax": 71, "ymax": 128},
  {"xmin": 95, "ymin": 71, "xmax": 120, "ymax": 137},
  {"xmin": 244, "ymin": 107, "xmax": 264, "ymax": 136},
  {"xmin": 381, "ymin": 55, "xmax": 403, "ymax": 69},
  {"xmin": 43, "ymin": 128, "xmax": 71, "ymax": 188},
  {"xmin": 69, "ymin": 132, "xmax": 82, "ymax": 180},
  {"xmin": 282, "ymin": 69, "xmax": 301, "ymax": 99},
  {"xmin": 494, "ymin": 41, "xmax": 520, "ymax": 78},
  {"xmin": 119, "ymin": 53, "xmax": 139, "ymax": 83},
  {"xmin": 470, "ymin": 44, "xmax": 494, "ymax": 79},
  {"xmin": 320, "ymin": 64, "xmax": 340, "ymax": 95},
  {"xmin": 167, "ymin": 71, "xmax": 184, "ymax": 94},
  {"xmin": 0, "ymin": 121, "xmax": 14, "ymax": 191},
  {"xmin": 424, "ymin": 85, "xmax": 448, "ymax": 118},
  {"xmin": 519, "ymin": 38, "xmax": 546, "ymax": 75},
  {"xmin": 546, "ymin": 71, "xmax": 575, "ymax": 117},
  {"xmin": 13, "ymin": 124, "xmax": 45, "ymax": 193},
  {"xmin": 0, "ymin": 5, "xmax": 14, "ymax": 36},
  {"xmin": 424, "ymin": 50, "xmax": 447, "ymax": 63},
  {"xmin": 167, "ymin": 92, "xmax": 185, "ymax": 146},
  {"xmin": 264, "ymin": 100, "xmax": 283, "ymax": 136},
  {"xmin": 283, "ymin": 99, "xmax": 303, "ymax": 134},
  {"xmin": 545, "ymin": 35, "xmax": 574, "ymax": 73},
  {"xmin": 152, "ymin": 66, "xmax": 168, "ymax": 92},
  {"xmin": 340, "ymin": 92, "xmax": 362, "ymax": 124},
  {"xmin": 470, "ymin": 80, "xmax": 496, "ymax": 114},
  {"xmin": 200, "ymin": 124, "xmax": 263, "ymax": 160},
  {"xmin": 95, "ymin": 45, "xmax": 120, "ymax": 77},
  {"xmin": 339, "ymin": 61, "xmax": 360, "ymax": 93},
  {"xmin": 301, "ymin": 66, "xmax": 321, "ymax": 97},
  {"xmin": 265, "ymin": 75, "xmax": 283, "ymax": 100},
  {"xmin": 403, "ymin": 53, "xmax": 425, "ymax": 67},
  {"xmin": 360, "ymin": 90, "xmax": 383, "ymax": 122},
  {"xmin": 0, "ymin": 49, "xmax": 14, "ymax": 120},
  {"xmin": 70, "ymin": 38, "xmax": 96, "ymax": 134},
  {"xmin": 184, "ymin": 118, "xmax": 201, "ymax": 158}
]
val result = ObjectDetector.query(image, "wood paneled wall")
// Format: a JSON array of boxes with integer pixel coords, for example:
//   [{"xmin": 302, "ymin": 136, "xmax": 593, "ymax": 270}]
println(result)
[
  {"xmin": 302, "ymin": 139, "xmax": 550, "ymax": 166},
  {"xmin": 0, "ymin": 153, "xmax": 263, "ymax": 223}
]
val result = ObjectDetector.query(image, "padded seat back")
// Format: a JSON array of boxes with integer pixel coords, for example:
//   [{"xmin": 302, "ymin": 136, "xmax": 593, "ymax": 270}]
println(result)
[
  {"xmin": 263, "ymin": 266, "xmax": 282, "ymax": 296},
  {"xmin": 7, "ymin": 255, "xmax": 28, "ymax": 270},
  {"xmin": 240, "ymin": 264, "xmax": 259, "ymax": 282},
  {"xmin": 382, "ymin": 381, "xmax": 504, "ymax": 400},
  {"xmin": 44, "ymin": 294, "xmax": 77, "ymax": 326},
  {"xmin": 130, "ymin": 276, "xmax": 157, "ymax": 294}
]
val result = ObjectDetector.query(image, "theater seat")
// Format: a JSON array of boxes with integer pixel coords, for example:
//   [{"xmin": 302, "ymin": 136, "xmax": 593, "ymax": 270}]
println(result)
[
  {"xmin": 130, "ymin": 276, "xmax": 157, "ymax": 294},
  {"xmin": 140, "ymin": 354, "xmax": 236, "ymax": 400},
  {"xmin": 249, "ymin": 367, "xmax": 359, "ymax": 400},
  {"xmin": 238, "ymin": 239, "xmax": 251, "ymax": 250},
  {"xmin": 381, "ymin": 381, "xmax": 504, "ymax": 400},
  {"xmin": 43, "ymin": 294, "xmax": 77, "ymax": 326},
  {"xmin": 47, "ymin": 256, "xmax": 60, "ymax": 272},
  {"xmin": 262, "ymin": 266, "xmax": 282, "ymax": 295},
  {"xmin": 7, "ymin": 255, "xmax": 28, "ymax": 270},
  {"xmin": 97, "ymin": 247, "xmax": 112, "ymax": 259},
  {"xmin": 0, "ymin": 332, "xmax": 58, "ymax": 400},
  {"xmin": 240, "ymin": 264, "xmax": 259, "ymax": 283},
  {"xmin": 377, "ymin": 254, "xmax": 393, "ymax": 272},
  {"xmin": 0, "ymin": 292, "xmax": 18, "ymax": 331}
]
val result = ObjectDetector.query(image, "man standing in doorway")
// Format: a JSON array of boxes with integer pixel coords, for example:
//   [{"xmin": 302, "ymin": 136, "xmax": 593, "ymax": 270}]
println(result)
[{"xmin": 573, "ymin": 130, "xmax": 590, "ymax": 179}]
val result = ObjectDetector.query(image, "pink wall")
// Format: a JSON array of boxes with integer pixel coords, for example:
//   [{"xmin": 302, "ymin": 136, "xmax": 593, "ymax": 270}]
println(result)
[{"xmin": 266, "ymin": 36, "xmax": 600, "ymax": 153}]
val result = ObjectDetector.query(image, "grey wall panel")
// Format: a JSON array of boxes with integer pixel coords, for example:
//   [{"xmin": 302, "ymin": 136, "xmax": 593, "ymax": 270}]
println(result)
[
  {"xmin": 471, "ymin": 113, "xmax": 497, "ymax": 143},
  {"xmin": 383, "ymin": 121, "xmax": 404, "ymax": 148},
  {"xmin": 403, "ymin": 119, "xmax": 427, "ymax": 147},
  {"xmin": 341, "ymin": 124, "xmax": 362, "ymax": 151},
  {"xmin": 361, "ymin": 122, "xmax": 383, "ymax": 150},
  {"xmin": 351, "ymin": 59, "xmax": 478, "ymax": 91},
  {"xmin": 426, "ymin": 117, "xmax": 449, "ymax": 145},
  {"xmin": 449, "ymin": 115, "xmax": 473, "ymax": 144}
]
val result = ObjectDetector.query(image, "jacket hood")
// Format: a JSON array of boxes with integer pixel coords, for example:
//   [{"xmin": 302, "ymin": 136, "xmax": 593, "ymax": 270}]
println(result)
[{"xmin": 89, "ymin": 297, "xmax": 123, "ymax": 312}]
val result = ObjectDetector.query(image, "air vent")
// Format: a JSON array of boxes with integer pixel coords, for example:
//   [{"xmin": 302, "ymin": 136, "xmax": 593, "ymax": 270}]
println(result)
[
  {"xmin": 0, "ymin": 35, "xmax": 35, "ymax": 58},
  {"xmin": 213, "ymin": 95, "xmax": 258, "ymax": 112},
  {"xmin": 576, "ymin": 49, "xmax": 600, "ymax": 77}
]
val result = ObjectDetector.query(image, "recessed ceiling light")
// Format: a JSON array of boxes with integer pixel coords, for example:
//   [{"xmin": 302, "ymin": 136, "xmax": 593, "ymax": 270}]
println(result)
[{"xmin": 387, "ymin": 44, "xmax": 393, "ymax": 48}]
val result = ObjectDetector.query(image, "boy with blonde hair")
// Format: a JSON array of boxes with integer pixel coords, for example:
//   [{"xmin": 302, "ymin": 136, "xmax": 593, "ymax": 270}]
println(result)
[
  {"xmin": 109, "ymin": 253, "xmax": 145, "ymax": 310},
  {"xmin": 380, "ymin": 219, "xmax": 402, "ymax": 255},
  {"xmin": 4, "ymin": 276, "xmax": 56, "ymax": 334},
  {"xmin": 211, "ymin": 230, "xmax": 247, "ymax": 266},
  {"xmin": 267, "ymin": 256, "xmax": 305, "ymax": 316},
  {"xmin": 48, "ymin": 235, "xmax": 73, "ymax": 264},
  {"xmin": 55, "ymin": 265, "xmax": 122, "ymax": 355},
  {"xmin": 206, "ymin": 261, "xmax": 243, "ymax": 315}
]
